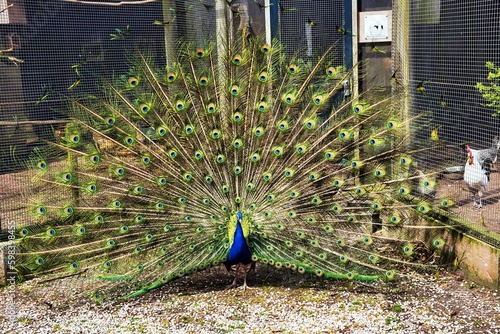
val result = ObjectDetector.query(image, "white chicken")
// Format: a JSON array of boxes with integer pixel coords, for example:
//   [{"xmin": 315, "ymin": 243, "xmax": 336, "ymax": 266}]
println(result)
[{"xmin": 464, "ymin": 144, "xmax": 493, "ymax": 208}]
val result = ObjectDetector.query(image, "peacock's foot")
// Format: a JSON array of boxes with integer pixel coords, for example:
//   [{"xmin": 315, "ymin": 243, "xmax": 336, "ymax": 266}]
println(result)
[{"xmin": 224, "ymin": 281, "xmax": 253, "ymax": 291}]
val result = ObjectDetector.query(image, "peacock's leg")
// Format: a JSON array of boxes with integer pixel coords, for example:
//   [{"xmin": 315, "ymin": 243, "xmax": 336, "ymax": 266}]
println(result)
[
  {"xmin": 241, "ymin": 272, "xmax": 251, "ymax": 291},
  {"xmin": 225, "ymin": 275, "xmax": 238, "ymax": 290},
  {"xmin": 225, "ymin": 263, "xmax": 254, "ymax": 290},
  {"xmin": 241, "ymin": 263, "xmax": 254, "ymax": 291}
]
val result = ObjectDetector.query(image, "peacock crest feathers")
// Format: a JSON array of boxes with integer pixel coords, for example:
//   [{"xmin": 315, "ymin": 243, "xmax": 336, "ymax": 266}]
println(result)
[{"xmin": 16, "ymin": 36, "xmax": 451, "ymax": 301}]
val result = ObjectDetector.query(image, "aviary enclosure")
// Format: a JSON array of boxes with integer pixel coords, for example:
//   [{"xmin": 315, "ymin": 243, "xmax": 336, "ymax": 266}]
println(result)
[{"xmin": 0, "ymin": 0, "xmax": 499, "ymax": 332}]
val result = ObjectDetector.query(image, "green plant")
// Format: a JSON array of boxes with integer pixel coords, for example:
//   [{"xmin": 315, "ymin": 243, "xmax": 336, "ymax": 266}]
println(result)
[{"xmin": 476, "ymin": 62, "xmax": 500, "ymax": 117}]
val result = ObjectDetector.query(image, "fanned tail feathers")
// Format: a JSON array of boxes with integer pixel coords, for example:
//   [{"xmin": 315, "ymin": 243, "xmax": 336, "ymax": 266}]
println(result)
[{"xmin": 17, "ymin": 36, "xmax": 450, "ymax": 301}]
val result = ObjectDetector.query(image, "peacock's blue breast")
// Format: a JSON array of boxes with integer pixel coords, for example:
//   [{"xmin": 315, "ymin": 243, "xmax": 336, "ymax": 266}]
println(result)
[{"xmin": 227, "ymin": 222, "xmax": 252, "ymax": 265}]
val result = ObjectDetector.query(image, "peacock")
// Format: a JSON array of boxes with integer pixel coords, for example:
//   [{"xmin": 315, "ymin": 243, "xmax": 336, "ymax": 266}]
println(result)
[{"xmin": 15, "ymin": 34, "xmax": 452, "ymax": 302}]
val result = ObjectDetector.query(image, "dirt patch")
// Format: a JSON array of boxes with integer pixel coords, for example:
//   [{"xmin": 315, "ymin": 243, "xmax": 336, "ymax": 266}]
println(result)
[
  {"xmin": 1, "ymin": 266, "xmax": 499, "ymax": 333},
  {"xmin": 436, "ymin": 168, "xmax": 500, "ymax": 234}
]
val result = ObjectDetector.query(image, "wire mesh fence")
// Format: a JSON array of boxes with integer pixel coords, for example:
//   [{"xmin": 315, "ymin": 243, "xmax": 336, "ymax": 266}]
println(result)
[
  {"xmin": 407, "ymin": 0, "xmax": 500, "ymax": 234},
  {"xmin": 0, "ymin": 1, "xmax": 499, "ymax": 238}
]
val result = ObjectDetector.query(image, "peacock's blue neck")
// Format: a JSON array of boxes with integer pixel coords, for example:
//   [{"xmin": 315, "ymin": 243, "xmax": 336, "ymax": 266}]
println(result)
[{"xmin": 227, "ymin": 216, "xmax": 252, "ymax": 265}]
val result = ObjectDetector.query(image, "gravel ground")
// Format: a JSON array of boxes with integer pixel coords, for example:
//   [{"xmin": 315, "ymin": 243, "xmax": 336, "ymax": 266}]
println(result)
[{"xmin": 1, "ymin": 266, "xmax": 499, "ymax": 334}]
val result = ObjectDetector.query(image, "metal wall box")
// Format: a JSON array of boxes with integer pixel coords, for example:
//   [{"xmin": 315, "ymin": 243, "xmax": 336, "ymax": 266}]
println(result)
[{"xmin": 358, "ymin": 10, "xmax": 392, "ymax": 43}]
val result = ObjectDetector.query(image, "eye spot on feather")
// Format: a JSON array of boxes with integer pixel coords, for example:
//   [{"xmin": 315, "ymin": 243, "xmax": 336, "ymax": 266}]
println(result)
[
  {"xmin": 216, "ymin": 154, "xmax": 226, "ymax": 164},
  {"xmin": 63, "ymin": 206, "xmax": 74, "ymax": 216},
  {"xmin": 258, "ymin": 71, "xmax": 269, "ymax": 82},
  {"xmin": 156, "ymin": 126, "xmax": 167, "ymax": 136},
  {"xmin": 194, "ymin": 150, "xmax": 204, "ymax": 160},
  {"xmin": 157, "ymin": 177, "xmax": 167, "ymax": 186},
  {"xmin": 273, "ymin": 146, "xmax": 284, "ymax": 157},
  {"xmin": 304, "ymin": 118, "xmax": 316, "ymax": 129},
  {"xmin": 403, "ymin": 244, "xmax": 414, "ymax": 256},
  {"xmin": 325, "ymin": 66, "xmax": 337, "ymax": 77},
  {"xmin": 166, "ymin": 72, "xmax": 176, "ymax": 82},
  {"xmin": 210, "ymin": 129, "xmax": 221, "ymax": 139},
  {"xmin": 233, "ymin": 166, "xmax": 243, "ymax": 175},
  {"xmin": 232, "ymin": 54, "xmax": 242, "ymax": 65},
  {"xmin": 313, "ymin": 95, "xmax": 324, "ymax": 106},
  {"xmin": 124, "ymin": 136, "xmax": 134, "ymax": 146},
  {"xmin": 232, "ymin": 112, "xmax": 243, "ymax": 122},
  {"xmin": 230, "ymin": 85, "xmax": 240, "ymax": 96},
  {"xmin": 256, "ymin": 101, "xmax": 268, "ymax": 112},
  {"xmin": 283, "ymin": 93, "xmax": 295, "ymax": 104},
  {"xmin": 35, "ymin": 205, "xmax": 47, "ymax": 215},
  {"xmin": 114, "ymin": 167, "xmax": 125, "ymax": 176},
  {"xmin": 175, "ymin": 100, "xmax": 185, "ymax": 111},
  {"xmin": 198, "ymin": 76, "xmax": 209, "ymax": 86},
  {"xmin": 184, "ymin": 125, "xmax": 194, "ymax": 135},
  {"xmin": 105, "ymin": 117, "xmax": 115, "ymax": 126},
  {"xmin": 253, "ymin": 126, "xmax": 264, "ymax": 137},
  {"xmin": 139, "ymin": 103, "xmax": 150, "ymax": 114},
  {"xmin": 183, "ymin": 172, "xmax": 193, "ymax": 182},
  {"xmin": 433, "ymin": 238, "xmax": 445, "ymax": 249},
  {"xmin": 69, "ymin": 134, "xmax": 80, "ymax": 143},
  {"xmin": 250, "ymin": 153, "xmax": 260, "ymax": 162},
  {"xmin": 89, "ymin": 155, "xmax": 100, "ymax": 164},
  {"xmin": 277, "ymin": 120, "xmax": 288, "ymax": 131},
  {"xmin": 195, "ymin": 47, "xmax": 205, "ymax": 57},
  {"xmin": 296, "ymin": 144, "xmax": 306, "ymax": 154},
  {"xmin": 128, "ymin": 77, "xmax": 139, "ymax": 87},
  {"xmin": 206, "ymin": 103, "xmax": 217, "ymax": 114},
  {"xmin": 232, "ymin": 138, "xmax": 242, "ymax": 148}
]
